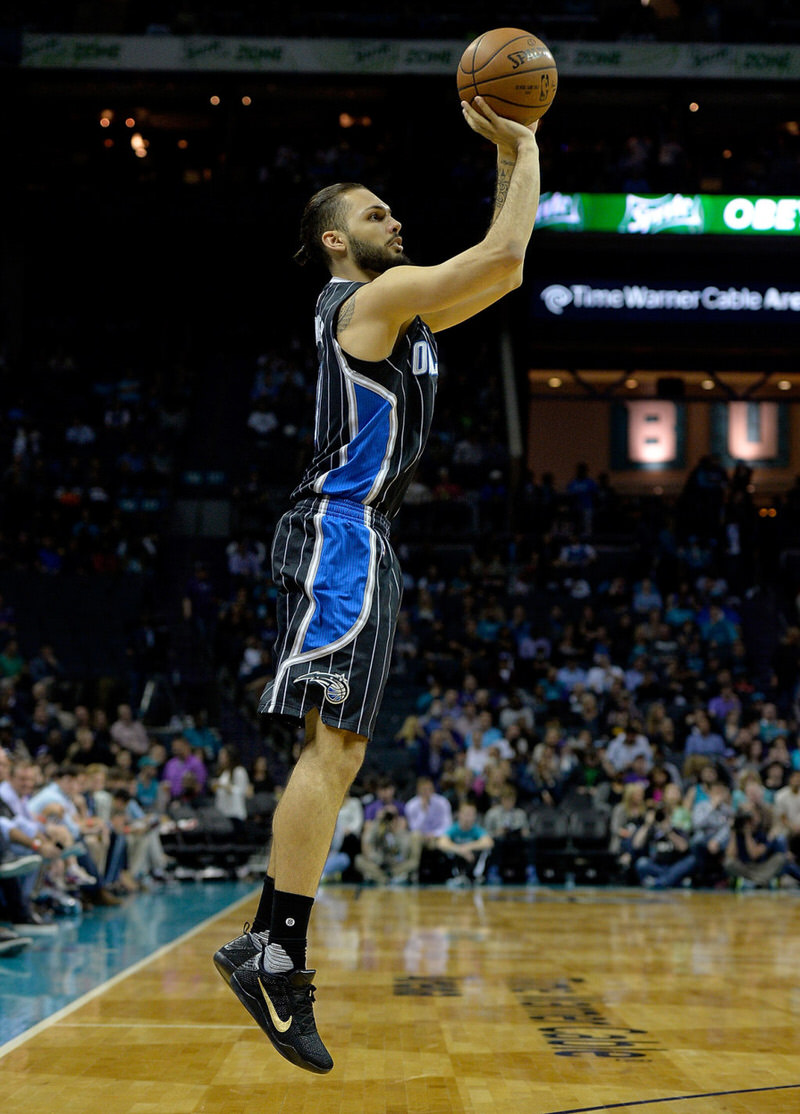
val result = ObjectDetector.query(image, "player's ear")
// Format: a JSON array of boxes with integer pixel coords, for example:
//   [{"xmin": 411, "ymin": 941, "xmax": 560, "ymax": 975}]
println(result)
[{"xmin": 321, "ymin": 229, "xmax": 347, "ymax": 256}]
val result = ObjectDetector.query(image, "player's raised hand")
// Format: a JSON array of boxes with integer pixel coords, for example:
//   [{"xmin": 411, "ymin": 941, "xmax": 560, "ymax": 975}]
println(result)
[{"xmin": 461, "ymin": 96, "xmax": 538, "ymax": 148}]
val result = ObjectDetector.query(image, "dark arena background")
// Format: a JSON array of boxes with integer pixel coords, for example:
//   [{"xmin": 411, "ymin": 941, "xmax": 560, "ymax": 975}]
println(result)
[{"xmin": 1, "ymin": 4, "xmax": 800, "ymax": 1113}]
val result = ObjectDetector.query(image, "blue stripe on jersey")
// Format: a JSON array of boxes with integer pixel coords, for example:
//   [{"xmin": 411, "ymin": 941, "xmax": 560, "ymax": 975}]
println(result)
[
  {"xmin": 321, "ymin": 381, "xmax": 391, "ymax": 501},
  {"xmin": 301, "ymin": 513, "xmax": 371, "ymax": 651}
]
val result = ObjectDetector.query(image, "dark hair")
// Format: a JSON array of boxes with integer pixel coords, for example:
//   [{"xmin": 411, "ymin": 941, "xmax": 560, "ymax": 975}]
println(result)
[
  {"xmin": 219, "ymin": 744, "xmax": 241, "ymax": 771},
  {"xmin": 294, "ymin": 181, "xmax": 365, "ymax": 269}
]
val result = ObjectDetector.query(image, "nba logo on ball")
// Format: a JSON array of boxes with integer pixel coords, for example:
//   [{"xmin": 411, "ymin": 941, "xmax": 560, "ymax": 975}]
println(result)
[{"xmin": 457, "ymin": 27, "xmax": 558, "ymax": 125}]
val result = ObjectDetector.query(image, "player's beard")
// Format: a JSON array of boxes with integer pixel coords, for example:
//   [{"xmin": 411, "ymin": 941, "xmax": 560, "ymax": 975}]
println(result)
[{"xmin": 349, "ymin": 235, "xmax": 413, "ymax": 274}]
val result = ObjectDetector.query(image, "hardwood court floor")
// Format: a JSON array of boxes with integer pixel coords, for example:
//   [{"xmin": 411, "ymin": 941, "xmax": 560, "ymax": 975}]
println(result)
[{"xmin": 2, "ymin": 885, "xmax": 800, "ymax": 1114}]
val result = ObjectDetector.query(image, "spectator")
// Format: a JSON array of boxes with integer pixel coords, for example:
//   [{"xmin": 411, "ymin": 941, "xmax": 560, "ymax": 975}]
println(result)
[
  {"xmin": 632, "ymin": 576, "xmax": 663, "ymax": 616},
  {"xmin": 134, "ymin": 756, "xmax": 161, "ymax": 811},
  {"xmin": 436, "ymin": 801, "xmax": 493, "ymax": 886},
  {"xmin": 110, "ymin": 703, "xmax": 150, "ymax": 758},
  {"xmin": 707, "ymin": 672, "xmax": 742, "ymax": 728},
  {"xmin": 363, "ymin": 776, "xmax": 406, "ymax": 828},
  {"xmin": 604, "ymin": 723, "xmax": 653, "ymax": 779},
  {"xmin": 609, "ymin": 781, "xmax": 649, "ymax": 881},
  {"xmin": 632, "ymin": 783, "xmax": 694, "ymax": 889},
  {"xmin": 109, "ymin": 787, "xmax": 170, "ymax": 883},
  {"xmin": 483, "ymin": 783, "xmax": 534, "ymax": 884},
  {"xmin": 683, "ymin": 710, "xmax": 730, "ymax": 781},
  {"xmin": 320, "ymin": 790, "xmax": 364, "ymax": 881},
  {"xmin": 161, "ymin": 735, "xmax": 208, "ymax": 803},
  {"xmin": 405, "ymin": 776, "xmax": 453, "ymax": 846},
  {"xmin": 725, "ymin": 798, "xmax": 786, "ymax": 890},
  {"xmin": 773, "ymin": 767, "xmax": 800, "ymax": 864},
  {"xmin": 567, "ymin": 462, "xmax": 599, "ymax": 535},
  {"xmin": 27, "ymin": 764, "xmax": 122, "ymax": 906},
  {"xmin": 689, "ymin": 780, "xmax": 734, "ymax": 887},
  {"xmin": 0, "ymin": 639, "xmax": 24, "ymax": 681},
  {"xmin": 355, "ymin": 805, "xmax": 421, "ymax": 885},
  {"xmin": 210, "ymin": 745, "xmax": 252, "ymax": 829},
  {"xmin": 183, "ymin": 709, "xmax": 222, "ymax": 762},
  {"xmin": 700, "ymin": 603, "xmax": 741, "ymax": 649},
  {"xmin": 67, "ymin": 725, "xmax": 115, "ymax": 768}
]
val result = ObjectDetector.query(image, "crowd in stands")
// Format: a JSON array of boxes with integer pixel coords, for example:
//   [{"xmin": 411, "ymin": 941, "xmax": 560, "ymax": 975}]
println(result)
[
  {"xmin": 194, "ymin": 383, "xmax": 800, "ymax": 898},
  {"xmin": 0, "ymin": 348, "xmax": 192, "ymax": 579},
  {"xmin": 3, "ymin": 423, "xmax": 800, "ymax": 957},
  {"xmin": 0, "ymin": 678, "xmax": 284, "ymax": 952}
]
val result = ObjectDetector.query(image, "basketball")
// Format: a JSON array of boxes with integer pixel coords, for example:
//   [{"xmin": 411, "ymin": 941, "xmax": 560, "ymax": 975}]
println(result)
[{"xmin": 457, "ymin": 27, "xmax": 558, "ymax": 126}]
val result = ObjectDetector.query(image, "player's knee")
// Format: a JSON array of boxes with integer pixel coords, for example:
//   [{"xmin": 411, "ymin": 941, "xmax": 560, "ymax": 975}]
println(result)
[{"xmin": 314, "ymin": 722, "xmax": 367, "ymax": 779}]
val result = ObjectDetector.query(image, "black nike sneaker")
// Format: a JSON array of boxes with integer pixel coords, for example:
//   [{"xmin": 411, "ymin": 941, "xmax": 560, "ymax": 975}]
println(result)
[
  {"xmin": 229, "ymin": 955, "xmax": 333, "ymax": 1074},
  {"xmin": 213, "ymin": 923, "xmax": 267, "ymax": 986}
]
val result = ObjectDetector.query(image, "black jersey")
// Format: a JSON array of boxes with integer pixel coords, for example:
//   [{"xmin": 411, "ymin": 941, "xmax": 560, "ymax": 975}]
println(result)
[{"xmin": 290, "ymin": 277, "xmax": 438, "ymax": 521}]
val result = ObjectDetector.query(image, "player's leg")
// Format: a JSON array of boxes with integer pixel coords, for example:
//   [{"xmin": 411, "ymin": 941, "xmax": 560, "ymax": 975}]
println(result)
[
  {"xmin": 228, "ymin": 717, "xmax": 366, "ymax": 1074},
  {"xmin": 212, "ymin": 708, "xmax": 320, "ymax": 983},
  {"xmin": 269, "ymin": 714, "xmax": 366, "ymax": 899}
]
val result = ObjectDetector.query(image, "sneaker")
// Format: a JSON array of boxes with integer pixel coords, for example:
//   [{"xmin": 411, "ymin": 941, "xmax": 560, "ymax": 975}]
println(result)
[
  {"xmin": 200, "ymin": 866, "xmax": 228, "ymax": 881},
  {"xmin": 64, "ymin": 864, "xmax": 98, "ymax": 887},
  {"xmin": 229, "ymin": 956, "xmax": 333, "ymax": 1074},
  {"xmin": 213, "ymin": 923, "xmax": 267, "ymax": 986},
  {"xmin": 0, "ymin": 854, "xmax": 43, "ymax": 879},
  {"xmin": 13, "ymin": 912, "xmax": 59, "ymax": 935},
  {"xmin": 0, "ymin": 925, "xmax": 33, "ymax": 956},
  {"xmin": 35, "ymin": 889, "xmax": 81, "ymax": 917}
]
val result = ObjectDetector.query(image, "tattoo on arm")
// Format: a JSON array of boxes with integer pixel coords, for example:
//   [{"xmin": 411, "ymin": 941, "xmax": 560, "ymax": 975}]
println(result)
[
  {"xmin": 492, "ymin": 157, "xmax": 515, "ymax": 225},
  {"xmin": 337, "ymin": 296, "xmax": 356, "ymax": 335}
]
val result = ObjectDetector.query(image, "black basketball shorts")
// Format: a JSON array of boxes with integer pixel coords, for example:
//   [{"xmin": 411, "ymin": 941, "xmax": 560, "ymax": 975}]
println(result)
[{"xmin": 258, "ymin": 496, "xmax": 402, "ymax": 740}]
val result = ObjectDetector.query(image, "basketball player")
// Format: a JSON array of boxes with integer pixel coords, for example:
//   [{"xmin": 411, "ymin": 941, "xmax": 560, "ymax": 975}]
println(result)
[{"xmin": 213, "ymin": 96, "xmax": 541, "ymax": 1073}]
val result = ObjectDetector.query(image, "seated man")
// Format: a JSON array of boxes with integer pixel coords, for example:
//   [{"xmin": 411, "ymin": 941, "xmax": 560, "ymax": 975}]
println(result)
[
  {"xmin": 483, "ymin": 783, "xmax": 534, "ymax": 884},
  {"xmin": 436, "ymin": 802, "xmax": 494, "ymax": 886}
]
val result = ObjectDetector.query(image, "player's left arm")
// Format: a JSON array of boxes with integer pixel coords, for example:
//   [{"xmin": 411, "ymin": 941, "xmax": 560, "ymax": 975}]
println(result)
[{"xmin": 423, "ymin": 132, "xmax": 539, "ymax": 333}]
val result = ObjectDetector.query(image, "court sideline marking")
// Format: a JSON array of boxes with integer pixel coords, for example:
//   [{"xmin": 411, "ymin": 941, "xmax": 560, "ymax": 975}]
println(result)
[
  {"xmin": 546, "ymin": 1081, "xmax": 800, "ymax": 1113},
  {"xmin": 0, "ymin": 890, "xmax": 254, "ymax": 1060}
]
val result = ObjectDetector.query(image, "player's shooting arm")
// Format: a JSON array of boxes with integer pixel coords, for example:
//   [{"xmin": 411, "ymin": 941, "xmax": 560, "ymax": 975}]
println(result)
[{"xmin": 341, "ymin": 102, "xmax": 540, "ymax": 354}]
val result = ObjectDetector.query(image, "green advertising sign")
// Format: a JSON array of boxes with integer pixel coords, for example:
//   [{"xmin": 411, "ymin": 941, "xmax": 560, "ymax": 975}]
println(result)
[{"xmin": 535, "ymin": 193, "xmax": 800, "ymax": 236}]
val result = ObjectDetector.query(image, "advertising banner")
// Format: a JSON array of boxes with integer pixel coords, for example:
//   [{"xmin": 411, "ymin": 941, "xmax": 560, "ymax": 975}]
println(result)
[
  {"xmin": 533, "ymin": 280, "xmax": 800, "ymax": 322},
  {"xmin": 20, "ymin": 34, "xmax": 800, "ymax": 79},
  {"xmin": 535, "ymin": 193, "xmax": 800, "ymax": 236}
]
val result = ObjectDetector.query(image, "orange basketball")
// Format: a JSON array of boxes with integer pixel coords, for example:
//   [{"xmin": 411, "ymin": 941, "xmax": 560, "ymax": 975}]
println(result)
[{"xmin": 457, "ymin": 27, "xmax": 558, "ymax": 125}]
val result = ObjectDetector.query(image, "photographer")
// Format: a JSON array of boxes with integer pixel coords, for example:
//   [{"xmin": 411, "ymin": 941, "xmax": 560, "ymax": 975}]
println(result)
[
  {"xmin": 724, "ymin": 800, "xmax": 786, "ymax": 890},
  {"xmin": 355, "ymin": 805, "xmax": 421, "ymax": 886},
  {"xmin": 632, "ymin": 782, "xmax": 695, "ymax": 889}
]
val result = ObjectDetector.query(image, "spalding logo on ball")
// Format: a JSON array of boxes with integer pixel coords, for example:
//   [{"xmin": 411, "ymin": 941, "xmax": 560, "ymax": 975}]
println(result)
[{"xmin": 457, "ymin": 27, "xmax": 558, "ymax": 125}]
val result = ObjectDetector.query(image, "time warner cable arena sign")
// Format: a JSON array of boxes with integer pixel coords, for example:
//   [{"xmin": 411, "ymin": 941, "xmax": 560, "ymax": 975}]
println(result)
[{"xmin": 537, "ymin": 283, "xmax": 800, "ymax": 320}]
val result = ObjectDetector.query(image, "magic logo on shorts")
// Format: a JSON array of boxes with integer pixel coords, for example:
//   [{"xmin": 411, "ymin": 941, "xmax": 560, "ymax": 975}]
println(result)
[{"xmin": 294, "ymin": 671, "xmax": 351, "ymax": 704}]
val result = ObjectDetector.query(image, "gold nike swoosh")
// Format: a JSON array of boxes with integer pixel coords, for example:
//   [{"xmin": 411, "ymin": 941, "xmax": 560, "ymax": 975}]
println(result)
[{"xmin": 259, "ymin": 980, "xmax": 292, "ymax": 1034}]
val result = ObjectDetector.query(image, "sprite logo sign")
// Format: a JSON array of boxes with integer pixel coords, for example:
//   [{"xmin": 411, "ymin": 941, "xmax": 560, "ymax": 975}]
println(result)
[
  {"xmin": 535, "ymin": 191, "xmax": 584, "ymax": 230},
  {"xmin": 535, "ymin": 193, "xmax": 800, "ymax": 235},
  {"xmin": 618, "ymin": 193, "xmax": 704, "ymax": 234}
]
